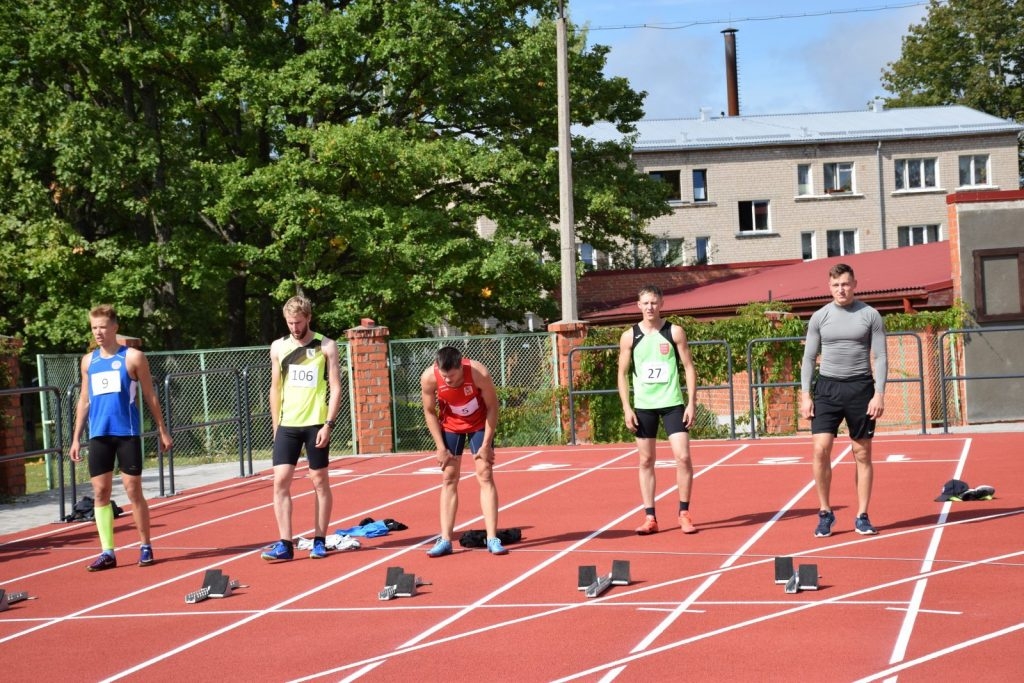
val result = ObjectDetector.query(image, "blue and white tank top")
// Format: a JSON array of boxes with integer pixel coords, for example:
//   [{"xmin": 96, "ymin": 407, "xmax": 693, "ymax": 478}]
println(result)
[{"xmin": 87, "ymin": 346, "xmax": 141, "ymax": 437}]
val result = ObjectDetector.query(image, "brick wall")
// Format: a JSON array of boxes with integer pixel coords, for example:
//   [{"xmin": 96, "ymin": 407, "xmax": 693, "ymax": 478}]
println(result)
[
  {"xmin": 346, "ymin": 319, "xmax": 394, "ymax": 454},
  {"xmin": 0, "ymin": 337, "xmax": 26, "ymax": 496}
]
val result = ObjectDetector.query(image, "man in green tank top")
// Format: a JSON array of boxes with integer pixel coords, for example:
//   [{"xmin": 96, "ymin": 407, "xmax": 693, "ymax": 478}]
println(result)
[{"xmin": 616, "ymin": 284, "xmax": 699, "ymax": 535}]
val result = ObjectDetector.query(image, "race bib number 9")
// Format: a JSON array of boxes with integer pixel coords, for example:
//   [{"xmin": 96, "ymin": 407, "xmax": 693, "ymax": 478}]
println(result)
[
  {"xmin": 287, "ymin": 365, "xmax": 318, "ymax": 388},
  {"xmin": 639, "ymin": 361, "xmax": 670, "ymax": 383},
  {"xmin": 91, "ymin": 370, "xmax": 122, "ymax": 395}
]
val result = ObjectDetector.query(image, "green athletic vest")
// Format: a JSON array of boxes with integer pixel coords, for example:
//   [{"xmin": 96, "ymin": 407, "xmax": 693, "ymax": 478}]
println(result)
[
  {"xmin": 278, "ymin": 333, "xmax": 329, "ymax": 427},
  {"xmin": 631, "ymin": 322, "xmax": 684, "ymax": 410}
]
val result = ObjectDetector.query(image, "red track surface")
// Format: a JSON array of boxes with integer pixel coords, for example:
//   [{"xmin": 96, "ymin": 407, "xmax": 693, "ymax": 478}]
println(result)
[{"xmin": 2, "ymin": 433, "xmax": 1023, "ymax": 682}]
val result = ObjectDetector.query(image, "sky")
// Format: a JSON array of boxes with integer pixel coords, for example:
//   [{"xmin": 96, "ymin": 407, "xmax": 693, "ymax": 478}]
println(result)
[{"xmin": 569, "ymin": 0, "xmax": 934, "ymax": 119}]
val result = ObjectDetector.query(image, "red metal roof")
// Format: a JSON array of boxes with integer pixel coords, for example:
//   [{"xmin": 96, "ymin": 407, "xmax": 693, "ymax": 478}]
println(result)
[{"xmin": 584, "ymin": 241, "xmax": 953, "ymax": 324}]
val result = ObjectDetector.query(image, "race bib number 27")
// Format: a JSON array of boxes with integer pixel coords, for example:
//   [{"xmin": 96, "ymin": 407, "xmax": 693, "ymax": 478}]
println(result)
[{"xmin": 639, "ymin": 361, "xmax": 670, "ymax": 383}]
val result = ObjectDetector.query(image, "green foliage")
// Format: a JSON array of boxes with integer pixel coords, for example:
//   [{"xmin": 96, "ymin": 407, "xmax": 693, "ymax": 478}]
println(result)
[
  {"xmin": 882, "ymin": 0, "xmax": 1024, "ymax": 176},
  {"xmin": 0, "ymin": 1, "xmax": 669, "ymax": 352},
  {"xmin": 883, "ymin": 299, "xmax": 973, "ymax": 332}
]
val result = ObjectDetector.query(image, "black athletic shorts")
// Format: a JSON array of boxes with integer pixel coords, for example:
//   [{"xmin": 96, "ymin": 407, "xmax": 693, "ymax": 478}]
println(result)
[
  {"xmin": 443, "ymin": 429, "xmax": 486, "ymax": 456},
  {"xmin": 811, "ymin": 374, "xmax": 876, "ymax": 439},
  {"xmin": 272, "ymin": 425, "xmax": 330, "ymax": 470},
  {"xmin": 88, "ymin": 435, "xmax": 144, "ymax": 477},
  {"xmin": 634, "ymin": 404, "xmax": 688, "ymax": 439}
]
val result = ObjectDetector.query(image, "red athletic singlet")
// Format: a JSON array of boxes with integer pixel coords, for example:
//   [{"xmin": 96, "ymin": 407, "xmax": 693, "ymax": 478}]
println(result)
[{"xmin": 433, "ymin": 359, "xmax": 487, "ymax": 434}]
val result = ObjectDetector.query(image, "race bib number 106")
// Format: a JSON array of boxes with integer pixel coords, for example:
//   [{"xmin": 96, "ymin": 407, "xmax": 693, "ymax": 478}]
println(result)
[{"xmin": 287, "ymin": 366, "xmax": 318, "ymax": 388}]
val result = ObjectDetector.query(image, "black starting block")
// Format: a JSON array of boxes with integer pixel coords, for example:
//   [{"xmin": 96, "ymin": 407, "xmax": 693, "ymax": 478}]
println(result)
[
  {"xmin": 378, "ymin": 567, "xmax": 427, "ymax": 600},
  {"xmin": 185, "ymin": 569, "xmax": 242, "ymax": 604},
  {"xmin": 582, "ymin": 559, "xmax": 631, "ymax": 598},
  {"xmin": 0, "ymin": 589, "xmax": 32, "ymax": 611},
  {"xmin": 797, "ymin": 564, "xmax": 819, "ymax": 590},
  {"xmin": 774, "ymin": 557, "xmax": 795, "ymax": 584},
  {"xmin": 577, "ymin": 565, "xmax": 597, "ymax": 591}
]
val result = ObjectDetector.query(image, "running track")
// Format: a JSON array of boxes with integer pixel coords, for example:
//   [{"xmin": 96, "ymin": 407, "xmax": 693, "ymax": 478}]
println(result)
[{"xmin": 1, "ymin": 433, "xmax": 1022, "ymax": 682}]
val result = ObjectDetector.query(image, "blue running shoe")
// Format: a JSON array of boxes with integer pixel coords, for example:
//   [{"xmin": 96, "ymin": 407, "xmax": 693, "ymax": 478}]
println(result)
[
  {"xmin": 486, "ymin": 537, "xmax": 508, "ymax": 555},
  {"xmin": 261, "ymin": 540, "xmax": 294, "ymax": 562},
  {"xmin": 814, "ymin": 510, "xmax": 835, "ymax": 538},
  {"xmin": 139, "ymin": 545, "xmax": 155, "ymax": 567},
  {"xmin": 310, "ymin": 539, "xmax": 328, "ymax": 559},
  {"xmin": 87, "ymin": 551, "xmax": 117, "ymax": 572},
  {"xmin": 426, "ymin": 538, "xmax": 453, "ymax": 558},
  {"xmin": 855, "ymin": 513, "xmax": 879, "ymax": 535}
]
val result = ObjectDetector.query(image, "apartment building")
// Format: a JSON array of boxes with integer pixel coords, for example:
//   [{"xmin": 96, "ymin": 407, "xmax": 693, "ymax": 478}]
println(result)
[{"xmin": 579, "ymin": 104, "xmax": 1022, "ymax": 267}]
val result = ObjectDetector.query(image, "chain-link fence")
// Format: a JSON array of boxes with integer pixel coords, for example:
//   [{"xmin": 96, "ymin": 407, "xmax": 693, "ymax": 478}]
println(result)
[
  {"xmin": 37, "ymin": 345, "xmax": 355, "ymax": 492},
  {"xmin": 389, "ymin": 333, "xmax": 561, "ymax": 451}
]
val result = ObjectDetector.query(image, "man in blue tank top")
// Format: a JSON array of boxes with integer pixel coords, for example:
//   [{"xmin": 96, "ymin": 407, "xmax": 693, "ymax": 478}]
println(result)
[
  {"xmin": 69, "ymin": 305, "xmax": 173, "ymax": 571},
  {"xmin": 800, "ymin": 264, "xmax": 887, "ymax": 538}
]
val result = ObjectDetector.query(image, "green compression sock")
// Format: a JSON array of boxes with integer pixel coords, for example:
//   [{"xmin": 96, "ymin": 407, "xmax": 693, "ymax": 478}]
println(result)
[{"xmin": 94, "ymin": 503, "xmax": 115, "ymax": 552}]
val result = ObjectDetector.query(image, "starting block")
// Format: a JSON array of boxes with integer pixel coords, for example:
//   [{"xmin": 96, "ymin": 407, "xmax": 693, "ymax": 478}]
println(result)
[
  {"xmin": 582, "ymin": 559, "xmax": 631, "ymax": 598},
  {"xmin": 797, "ymin": 564, "xmax": 819, "ymax": 590},
  {"xmin": 185, "ymin": 569, "xmax": 242, "ymax": 604},
  {"xmin": 378, "ymin": 567, "xmax": 427, "ymax": 600},
  {"xmin": 774, "ymin": 557, "xmax": 795, "ymax": 584},
  {"xmin": 0, "ymin": 589, "xmax": 32, "ymax": 611},
  {"xmin": 577, "ymin": 565, "xmax": 597, "ymax": 591}
]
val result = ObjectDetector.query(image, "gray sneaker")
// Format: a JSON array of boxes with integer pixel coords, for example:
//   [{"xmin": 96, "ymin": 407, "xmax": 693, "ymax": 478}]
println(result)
[{"xmin": 814, "ymin": 510, "xmax": 835, "ymax": 537}]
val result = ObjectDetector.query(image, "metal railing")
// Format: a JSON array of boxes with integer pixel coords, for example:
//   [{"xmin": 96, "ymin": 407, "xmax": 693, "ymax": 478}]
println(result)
[
  {"xmin": 0, "ymin": 386, "xmax": 68, "ymax": 520},
  {"xmin": 939, "ymin": 325, "xmax": 1024, "ymax": 433}
]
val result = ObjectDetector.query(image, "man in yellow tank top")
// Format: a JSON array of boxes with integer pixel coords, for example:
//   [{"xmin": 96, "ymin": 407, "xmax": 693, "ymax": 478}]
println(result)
[{"xmin": 262, "ymin": 296, "xmax": 343, "ymax": 561}]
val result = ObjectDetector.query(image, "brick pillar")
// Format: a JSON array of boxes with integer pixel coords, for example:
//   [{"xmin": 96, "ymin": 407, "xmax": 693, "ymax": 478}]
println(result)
[
  {"xmin": 346, "ymin": 318, "xmax": 393, "ymax": 454},
  {"xmin": 0, "ymin": 337, "xmax": 26, "ymax": 496},
  {"xmin": 548, "ymin": 320, "xmax": 591, "ymax": 443}
]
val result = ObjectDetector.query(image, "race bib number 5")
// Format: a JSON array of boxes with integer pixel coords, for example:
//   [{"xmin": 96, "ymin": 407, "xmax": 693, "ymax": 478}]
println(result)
[
  {"xmin": 639, "ymin": 361, "xmax": 670, "ymax": 383},
  {"xmin": 287, "ymin": 366, "xmax": 318, "ymax": 388}
]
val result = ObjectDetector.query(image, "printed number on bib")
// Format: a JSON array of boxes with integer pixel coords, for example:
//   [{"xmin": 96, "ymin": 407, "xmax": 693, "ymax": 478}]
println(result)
[
  {"xmin": 451, "ymin": 396, "xmax": 481, "ymax": 416},
  {"xmin": 288, "ymin": 366, "xmax": 318, "ymax": 388},
  {"xmin": 91, "ymin": 370, "xmax": 122, "ymax": 395},
  {"xmin": 640, "ymin": 361, "xmax": 670, "ymax": 383}
]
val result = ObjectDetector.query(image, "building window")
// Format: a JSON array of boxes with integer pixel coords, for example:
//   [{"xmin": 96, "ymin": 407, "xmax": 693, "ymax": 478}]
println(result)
[
  {"xmin": 898, "ymin": 224, "xmax": 940, "ymax": 247},
  {"xmin": 797, "ymin": 164, "xmax": 812, "ymax": 196},
  {"xmin": 824, "ymin": 162, "xmax": 854, "ymax": 193},
  {"xmin": 649, "ymin": 170, "xmax": 681, "ymax": 201},
  {"xmin": 895, "ymin": 158, "xmax": 937, "ymax": 190},
  {"xmin": 973, "ymin": 247, "xmax": 1024, "ymax": 323},
  {"xmin": 826, "ymin": 229, "xmax": 856, "ymax": 257},
  {"xmin": 579, "ymin": 243, "xmax": 611, "ymax": 270},
  {"xmin": 693, "ymin": 169, "xmax": 708, "ymax": 202},
  {"xmin": 801, "ymin": 231, "xmax": 816, "ymax": 260},
  {"xmin": 695, "ymin": 236, "xmax": 711, "ymax": 265},
  {"xmin": 652, "ymin": 238, "xmax": 685, "ymax": 267},
  {"xmin": 738, "ymin": 200, "xmax": 770, "ymax": 232},
  {"xmin": 958, "ymin": 154, "xmax": 989, "ymax": 186}
]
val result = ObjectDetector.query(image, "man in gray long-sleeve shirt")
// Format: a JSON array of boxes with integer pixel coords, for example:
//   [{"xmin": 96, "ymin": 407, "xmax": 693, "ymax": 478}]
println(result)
[{"xmin": 799, "ymin": 263, "xmax": 887, "ymax": 538}]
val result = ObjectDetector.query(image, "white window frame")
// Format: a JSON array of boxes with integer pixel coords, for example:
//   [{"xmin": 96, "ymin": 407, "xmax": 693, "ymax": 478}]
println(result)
[
  {"xmin": 738, "ymin": 199, "xmax": 771, "ymax": 233},
  {"xmin": 797, "ymin": 164, "xmax": 812, "ymax": 196},
  {"xmin": 652, "ymin": 238, "xmax": 685, "ymax": 267},
  {"xmin": 692, "ymin": 169, "xmax": 709, "ymax": 202},
  {"xmin": 895, "ymin": 158, "xmax": 937, "ymax": 190},
  {"xmin": 958, "ymin": 154, "xmax": 990, "ymax": 187},
  {"xmin": 801, "ymin": 231, "xmax": 816, "ymax": 260},
  {"xmin": 824, "ymin": 161, "xmax": 854, "ymax": 193},
  {"xmin": 695, "ymin": 236, "xmax": 711, "ymax": 265},
  {"xmin": 826, "ymin": 229, "xmax": 857, "ymax": 257},
  {"xmin": 898, "ymin": 224, "xmax": 941, "ymax": 247}
]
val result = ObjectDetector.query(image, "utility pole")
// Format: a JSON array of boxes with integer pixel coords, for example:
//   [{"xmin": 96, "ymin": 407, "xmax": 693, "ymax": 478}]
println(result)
[{"xmin": 556, "ymin": 0, "xmax": 578, "ymax": 321}]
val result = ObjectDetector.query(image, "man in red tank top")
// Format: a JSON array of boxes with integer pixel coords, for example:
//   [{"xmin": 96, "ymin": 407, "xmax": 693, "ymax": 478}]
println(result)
[{"xmin": 419, "ymin": 346, "xmax": 507, "ymax": 556}]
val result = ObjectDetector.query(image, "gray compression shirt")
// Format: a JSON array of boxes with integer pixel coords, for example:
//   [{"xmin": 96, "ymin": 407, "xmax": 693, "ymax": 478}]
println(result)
[{"xmin": 800, "ymin": 300, "xmax": 887, "ymax": 394}]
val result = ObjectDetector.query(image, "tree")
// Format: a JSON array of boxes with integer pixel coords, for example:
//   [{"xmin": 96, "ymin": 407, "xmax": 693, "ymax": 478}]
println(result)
[
  {"xmin": 0, "ymin": 1, "xmax": 669, "ymax": 353},
  {"xmin": 882, "ymin": 0, "xmax": 1024, "ymax": 176}
]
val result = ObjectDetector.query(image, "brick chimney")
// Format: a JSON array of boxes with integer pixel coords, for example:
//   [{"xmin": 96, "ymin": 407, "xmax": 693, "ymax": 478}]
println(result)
[{"xmin": 722, "ymin": 28, "xmax": 739, "ymax": 116}]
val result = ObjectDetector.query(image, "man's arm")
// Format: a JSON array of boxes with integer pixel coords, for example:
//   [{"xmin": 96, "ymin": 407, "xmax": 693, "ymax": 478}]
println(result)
[
  {"xmin": 419, "ymin": 367, "xmax": 451, "ymax": 467},
  {"xmin": 616, "ymin": 328, "xmax": 638, "ymax": 433},
  {"xmin": 672, "ymin": 324, "xmax": 697, "ymax": 427},
  {"xmin": 867, "ymin": 309, "xmax": 887, "ymax": 418},
  {"xmin": 68, "ymin": 354, "xmax": 91, "ymax": 462},
  {"xmin": 799, "ymin": 312, "xmax": 822, "ymax": 420},
  {"xmin": 316, "ymin": 337, "xmax": 344, "ymax": 448},
  {"xmin": 128, "ymin": 348, "xmax": 172, "ymax": 453},
  {"xmin": 269, "ymin": 341, "xmax": 282, "ymax": 435},
  {"xmin": 470, "ymin": 360, "xmax": 499, "ymax": 462}
]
